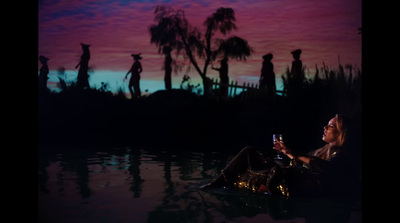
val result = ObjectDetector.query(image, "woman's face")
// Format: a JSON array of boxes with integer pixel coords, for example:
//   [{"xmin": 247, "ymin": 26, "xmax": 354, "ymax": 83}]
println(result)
[{"xmin": 322, "ymin": 117, "xmax": 340, "ymax": 145}]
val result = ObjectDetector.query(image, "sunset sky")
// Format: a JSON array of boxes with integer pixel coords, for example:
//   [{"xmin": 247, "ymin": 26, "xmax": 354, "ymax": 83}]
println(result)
[{"xmin": 38, "ymin": 0, "xmax": 361, "ymax": 94}]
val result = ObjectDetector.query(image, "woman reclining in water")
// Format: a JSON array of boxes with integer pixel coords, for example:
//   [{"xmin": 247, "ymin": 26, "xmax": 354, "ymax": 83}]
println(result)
[{"xmin": 202, "ymin": 114, "xmax": 361, "ymax": 199}]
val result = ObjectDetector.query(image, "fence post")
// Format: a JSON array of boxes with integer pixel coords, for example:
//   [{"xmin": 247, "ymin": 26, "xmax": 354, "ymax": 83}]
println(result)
[
  {"xmin": 228, "ymin": 80, "xmax": 233, "ymax": 97},
  {"xmin": 242, "ymin": 82, "xmax": 245, "ymax": 98},
  {"xmin": 256, "ymin": 84, "xmax": 260, "ymax": 99},
  {"xmin": 233, "ymin": 81, "xmax": 238, "ymax": 97},
  {"xmin": 214, "ymin": 78, "xmax": 219, "ymax": 90},
  {"xmin": 211, "ymin": 79, "xmax": 280, "ymax": 100},
  {"xmin": 247, "ymin": 82, "xmax": 251, "ymax": 99},
  {"xmin": 251, "ymin": 83, "xmax": 256, "ymax": 100}
]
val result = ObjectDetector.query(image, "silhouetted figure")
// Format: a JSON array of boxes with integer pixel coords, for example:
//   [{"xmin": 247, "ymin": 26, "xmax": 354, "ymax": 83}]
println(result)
[
  {"xmin": 290, "ymin": 49, "xmax": 303, "ymax": 87},
  {"xmin": 75, "ymin": 43, "xmax": 91, "ymax": 89},
  {"xmin": 125, "ymin": 53, "xmax": 143, "ymax": 98},
  {"xmin": 259, "ymin": 53, "xmax": 276, "ymax": 95},
  {"xmin": 164, "ymin": 46, "xmax": 172, "ymax": 91},
  {"xmin": 128, "ymin": 149, "xmax": 144, "ymax": 197},
  {"xmin": 212, "ymin": 58, "xmax": 229, "ymax": 97},
  {"xmin": 39, "ymin": 55, "xmax": 49, "ymax": 91}
]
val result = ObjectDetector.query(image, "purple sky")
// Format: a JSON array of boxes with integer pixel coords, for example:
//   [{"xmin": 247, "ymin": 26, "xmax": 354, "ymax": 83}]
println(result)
[{"xmin": 38, "ymin": 0, "xmax": 361, "ymax": 93}]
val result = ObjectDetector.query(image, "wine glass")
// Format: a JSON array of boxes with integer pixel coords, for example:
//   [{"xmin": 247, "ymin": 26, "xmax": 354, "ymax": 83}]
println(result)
[{"xmin": 273, "ymin": 134, "xmax": 283, "ymax": 159}]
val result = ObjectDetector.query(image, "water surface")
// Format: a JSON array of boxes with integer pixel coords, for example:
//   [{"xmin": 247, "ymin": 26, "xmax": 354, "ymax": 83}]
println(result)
[{"xmin": 38, "ymin": 146, "xmax": 361, "ymax": 223}]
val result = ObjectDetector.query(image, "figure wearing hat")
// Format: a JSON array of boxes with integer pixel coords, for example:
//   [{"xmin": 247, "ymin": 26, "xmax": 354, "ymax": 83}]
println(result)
[
  {"xmin": 75, "ymin": 43, "xmax": 91, "ymax": 89},
  {"xmin": 212, "ymin": 57, "xmax": 229, "ymax": 97},
  {"xmin": 290, "ymin": 49, "xmax": 303, "ymax": 84},
  {"xmin": 125, "ymin": 53, "xmax": 143, "ymax": 98},
  {"xmin": 259, "ymin": 53, "xmax": 276, "ymax": 94},
  {"xmin": 39, "ymin": 55, "xmax": 50, "ymax": 91}
]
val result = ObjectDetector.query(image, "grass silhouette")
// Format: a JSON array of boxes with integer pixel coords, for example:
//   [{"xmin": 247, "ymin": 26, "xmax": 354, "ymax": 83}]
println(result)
[{"xmin": 39, "ymin": 62, "xmax": 361, "ymax": 153}]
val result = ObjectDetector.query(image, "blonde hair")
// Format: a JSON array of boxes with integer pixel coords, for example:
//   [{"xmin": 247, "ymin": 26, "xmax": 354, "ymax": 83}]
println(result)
[
  {"xmin": 312, "ymin": 144, "xmax": 339, "ymax": 160},
  {"xmin": 335, "ymin": 114, "xmax": 348, "ymax": 147},
  {"xmin": 312, "ymin": 114, "xmax": 348, "ymax": 160}
]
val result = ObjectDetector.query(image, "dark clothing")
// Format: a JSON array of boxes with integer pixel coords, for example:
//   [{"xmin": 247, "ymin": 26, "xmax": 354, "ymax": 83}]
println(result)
[
  {"xmin": 259, "ymin": 61, "xmax": 275, "ymax": 91},
  {"xmin": 39, "ymin": 63, "xmax": 49, "ymax": 90},
  {"xmin": 291, "ymin": 60, "xmax": 303, "ymax": 79},
  {"xmin": 213, "ymin": 61, "xmax": 229, "ymax": 97},
  {"xmin": 290, "ymin": 59, "xmax": 303, "ymax": 90},
  {"xmin": 313, "ymin": 150, "xmax": 362, "ymax": 201},
  {"xmin": 128, "ymin": 61, "xmax": 142, "ymax": 98},
  {"xmin": 219, "ymin": 147, "xmax": 280, "ymax": 192},
  {"xmin": 77, "ymin": 50, "xmax": 90, "ymax": 89},
  {"xmin": 218, "ymin": 146, "xmax": 360, "ymax": 199},
  {"xmin": 130, "ymin": 75, "xmax": 141, "ymax": 97}
]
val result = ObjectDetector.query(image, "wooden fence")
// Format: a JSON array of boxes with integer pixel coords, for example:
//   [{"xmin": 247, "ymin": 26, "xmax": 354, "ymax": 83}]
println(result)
[{"xmin": 210, "ymin": 78, "xmax": 284, "ymax": 100}]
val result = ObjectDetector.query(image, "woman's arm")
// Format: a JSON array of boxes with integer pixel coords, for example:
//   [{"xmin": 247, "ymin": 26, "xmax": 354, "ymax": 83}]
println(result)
[
  {"xmin": 276, "ymin": 141, "xmax": 337, "ymax": 174},
  {"xmin": 275, "ymin": 141, "xmax": 311, "ymax": 164},
  {"xmin": 282, "ymin": 148, "xmax": 311, "ymax": 164},
  {"xmin": 295, "ymin": 155, "xmax": 311, "ymax": 164}
]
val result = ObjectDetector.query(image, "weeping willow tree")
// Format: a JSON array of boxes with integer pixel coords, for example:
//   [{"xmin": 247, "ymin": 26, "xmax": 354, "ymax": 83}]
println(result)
[
  {"xmin": 149, "ymin": 6, "xmax": 252, "ymax": 95},
  {"xmin": 148, "ymin": 6, "xmax": 185, "ymax": 90}
]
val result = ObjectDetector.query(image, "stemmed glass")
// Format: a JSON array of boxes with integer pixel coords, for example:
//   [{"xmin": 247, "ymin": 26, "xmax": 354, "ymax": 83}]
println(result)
[{"xmin": 273, "ymin": 134, "xmax": 283, "ymax": 159}]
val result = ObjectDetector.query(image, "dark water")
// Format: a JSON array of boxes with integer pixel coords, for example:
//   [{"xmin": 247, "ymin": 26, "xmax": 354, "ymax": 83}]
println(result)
[{"xmin": 38, "ymin": 146, "xmax": 361, "ymax": 223}]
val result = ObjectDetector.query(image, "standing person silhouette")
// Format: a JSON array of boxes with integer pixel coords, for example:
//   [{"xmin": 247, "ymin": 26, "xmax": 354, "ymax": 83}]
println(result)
[
  {"xmin": 75, "ymin": 43, "xmax": 91, "ymax": 89},
  {"xmin": 259, "ymin": 53, "xmax": 276, "ymax": 95},
  {"xmin": 39, "ymin": 55, "xmax": 49, "ymax": 91},
  {"xmin": 125, "ymin": 53, "xmax": 143, "ymax": 98},
  {"xmin": 212, "ymin": 58, "xmax": 229, "ymax": 97},
  {"xmin": 290, "ymin": 49, "xmax": 303, "ymax": 88}
]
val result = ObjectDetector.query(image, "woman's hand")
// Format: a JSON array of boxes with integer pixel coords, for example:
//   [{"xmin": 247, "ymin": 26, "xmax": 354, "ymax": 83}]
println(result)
[
  {"xmin": 274, "ymin": 140, "xmax": 294, "ymax": 159},
  {"xmin": 273, "ymin": 139, "xmax": 286, "ymax": 151},
  {"xmin": 282, "ymin": 147, "xmax": 294, "ymax": 159}
]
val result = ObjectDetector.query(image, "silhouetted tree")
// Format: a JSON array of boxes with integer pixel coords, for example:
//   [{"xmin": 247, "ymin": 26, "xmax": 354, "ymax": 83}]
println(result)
[
  {"xmin": 150, "ymin": 6, "xmax": 252, "ymax": 95},
  {"xmin": 213, "ymin": 36, "xmax": 252, "ymax": 96},
  {"xmin": 216, "ymin": 36, "xmax": 252, "ymax": 61},
  {"xmin": 163, "ymin": 46, "xmax": 173, "ymax": 90},
  {"xmin": 149, "ymin": 7, "xmax": 186, "ymax": 90}
]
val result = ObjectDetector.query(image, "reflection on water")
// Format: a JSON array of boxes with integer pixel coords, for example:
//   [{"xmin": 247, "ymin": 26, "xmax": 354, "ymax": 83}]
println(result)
[{"xmin": 38, "ymin": 146, "xmax": 361, "ymax": 223}]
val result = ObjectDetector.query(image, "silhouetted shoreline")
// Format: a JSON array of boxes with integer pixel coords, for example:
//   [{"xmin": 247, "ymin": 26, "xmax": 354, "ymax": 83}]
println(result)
[{"xmin": 39, "ymin": 70, "xmax": 361, "ymax": 153}]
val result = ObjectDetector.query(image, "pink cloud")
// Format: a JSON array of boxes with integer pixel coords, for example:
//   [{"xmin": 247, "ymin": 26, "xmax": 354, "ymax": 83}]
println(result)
[{"xmin": 39, "ymin": 0, "xmax": 361, "ymax": 86}]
